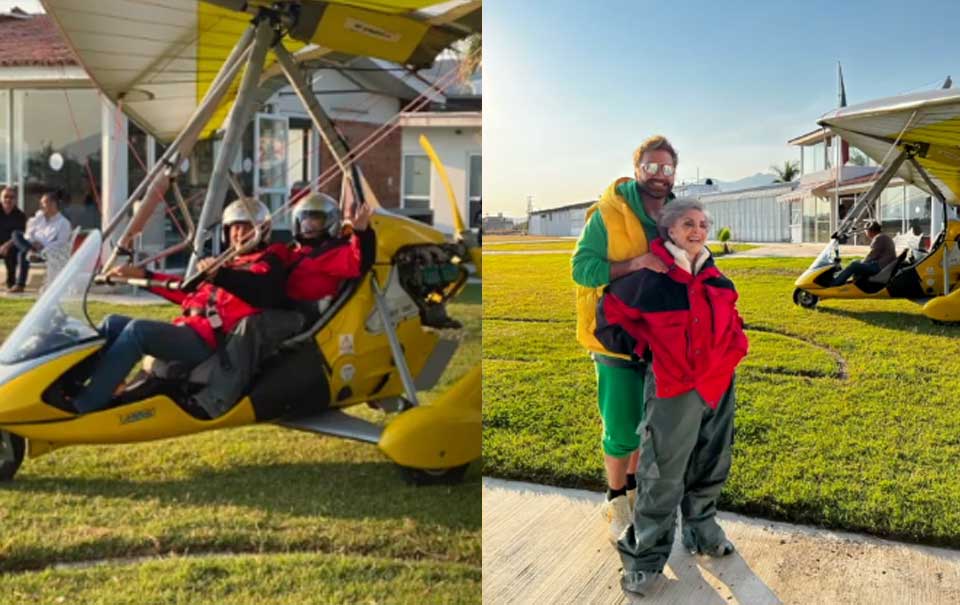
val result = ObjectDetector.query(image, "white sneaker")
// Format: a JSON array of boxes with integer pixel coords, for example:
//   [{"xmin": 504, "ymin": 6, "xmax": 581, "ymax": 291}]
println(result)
[{"xmin": 599, "ymin": 494, "xmax": 632, "ymax": 543}]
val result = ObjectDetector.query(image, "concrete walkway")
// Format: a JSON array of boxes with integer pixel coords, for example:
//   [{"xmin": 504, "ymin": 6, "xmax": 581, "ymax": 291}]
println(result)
[
  {"xmin": 732, "ymin": 242, "xmax": 870, "ymax": 258},
  {"xmin": 483, "ymin": 478, "xmax": 960, "ymax": 604}
]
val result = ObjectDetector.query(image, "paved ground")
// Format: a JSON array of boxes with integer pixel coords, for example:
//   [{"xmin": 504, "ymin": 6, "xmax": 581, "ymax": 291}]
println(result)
[
  {"xmin": 483, "ymin": 478, "xmax": 960, "ymax": 605},
  {"xmin": 733, "ymin": 242, "xmax": 870, "ymax": 258}
]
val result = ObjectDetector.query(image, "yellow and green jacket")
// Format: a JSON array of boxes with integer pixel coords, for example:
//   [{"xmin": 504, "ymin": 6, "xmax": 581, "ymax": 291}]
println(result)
[{"xmin": 571, "ymin": 178, "xmax": 663, "ymax": 358}]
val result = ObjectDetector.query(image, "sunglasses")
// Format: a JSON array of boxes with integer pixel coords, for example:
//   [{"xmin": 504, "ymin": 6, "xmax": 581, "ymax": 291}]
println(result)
[{"xmin": 640, "ymin": 162, "xmax": 675, "ymax": 177}]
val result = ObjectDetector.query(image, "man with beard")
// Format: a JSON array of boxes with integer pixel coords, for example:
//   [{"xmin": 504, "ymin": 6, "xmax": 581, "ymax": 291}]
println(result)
[{"xmin": 571, "ymin": 135, "xmax": 676, "ymax": 543}]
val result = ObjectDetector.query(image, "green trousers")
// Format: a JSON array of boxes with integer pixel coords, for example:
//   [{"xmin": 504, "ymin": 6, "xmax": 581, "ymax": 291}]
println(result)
[
  {"xmin": 595, "ymin": 357, "xmax": 646, "ymax": 458},
  {"xmin": 617, "ymin": 366, "xmax": 736, "ymax": 573}
]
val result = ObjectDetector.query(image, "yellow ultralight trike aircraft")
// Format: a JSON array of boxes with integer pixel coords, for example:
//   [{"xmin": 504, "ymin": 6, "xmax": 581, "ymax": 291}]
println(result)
[
  {"xmin": 0, "ymin": 0, "xmax": 482, "ymax": 483},
  {"xmin": 792, "ymin": 86, "xmax": 960, "ymax": 323}
]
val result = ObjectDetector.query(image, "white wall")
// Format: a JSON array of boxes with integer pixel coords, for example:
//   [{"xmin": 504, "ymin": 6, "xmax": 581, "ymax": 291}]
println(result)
[
  {"xmin": 401, "ymin": 125, "xmax": 481, "ymax": 235},
  {"xmin": 699, "ymin": 184, "xmax": 796, "ymax": 243},
  {"xmin": 269, "ymin": 70, "xmax": 402, "ymax": 125},
  {"xmin": 529, "ymin": 207, "xmax": 586, "ymax": 237}
]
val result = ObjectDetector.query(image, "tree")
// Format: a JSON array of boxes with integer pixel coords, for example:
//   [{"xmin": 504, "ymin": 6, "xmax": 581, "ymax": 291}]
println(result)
[
  {"xmin": 848, "ymin": 149, "xmax": 869, "ymax": 166},
  {"xmin": 717, "ymin": 226, "xmax": 732, "ymax": 254},
  {"xmin": 771, "ymin": 160, "xmax": 800, "ymax": 183}
]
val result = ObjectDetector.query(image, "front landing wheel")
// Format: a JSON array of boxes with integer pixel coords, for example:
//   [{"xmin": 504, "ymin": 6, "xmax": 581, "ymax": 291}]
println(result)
[
  {"xmin": 793, "ymin": 288, "xmax": 819, "ymax": 309},
  {"xmin": 0, "ymin": 431, "xmax": 25, "ymax": 482},
  {"xmin": 399, "ymin": 463, "xmax": 469, "ymax": 486}
]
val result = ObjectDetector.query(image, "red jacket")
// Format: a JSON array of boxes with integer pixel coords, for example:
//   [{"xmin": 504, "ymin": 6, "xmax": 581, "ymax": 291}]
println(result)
[
  {"xmin": 149, "ymin": 244, "xmax": 288, "ymax": 349},
  {"xmin": 275, "ymin": 235, "xmax": 362, "ymax": 301},
  {"xmin": 595, "ymin": 239, "xmax": 748, "ymax": 408}
]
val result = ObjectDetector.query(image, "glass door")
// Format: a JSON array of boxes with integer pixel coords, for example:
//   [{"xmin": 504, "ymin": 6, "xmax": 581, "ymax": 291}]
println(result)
[{"xmin": 254, "ymin": 113, "xmax": 289, "ymax": 233}]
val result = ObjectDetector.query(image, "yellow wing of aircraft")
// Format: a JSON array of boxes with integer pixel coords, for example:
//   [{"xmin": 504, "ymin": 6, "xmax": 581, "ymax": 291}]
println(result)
[
  {"xmin": 792, "ymin": 87, "xmax": 960, "ymax": 322},
  {"xmin": 818, "ymin": 87, "xmax": 960, "ymax": 204},
  {"xmin": 41, "ymin": 0, "xmax": 481, "ymax": 141}
]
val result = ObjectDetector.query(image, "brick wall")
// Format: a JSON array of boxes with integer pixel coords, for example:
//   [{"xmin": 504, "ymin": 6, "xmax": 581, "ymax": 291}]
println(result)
[{"xmin": 318, "ymin": 119, "xmax": 401, "ymax": 208}]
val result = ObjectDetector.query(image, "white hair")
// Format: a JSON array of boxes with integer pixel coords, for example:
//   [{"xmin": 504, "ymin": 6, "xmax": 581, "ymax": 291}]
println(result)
[{"xmin": 657, "ymin": 197, "xmax": 711, "ymax": 242}]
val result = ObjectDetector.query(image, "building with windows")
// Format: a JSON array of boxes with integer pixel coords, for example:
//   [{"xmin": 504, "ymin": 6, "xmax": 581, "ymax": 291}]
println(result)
[
  {"xmin": 699, "ymin": 182, "xmax": 796, "ymax": 243},
  {"xmin": 0, "ymin": 10, "xmax": 480, "ymax": 264},
  {"xmin": 528, "ymin": 201, "xmax": 591, "ymax": 237},
  {"xmin": 778, "ymin": 128, "xmax": 945, "ymax": 245},
  {"xmin": 398, "ymin": 110, "xmax": 481, "ymax": 235}
]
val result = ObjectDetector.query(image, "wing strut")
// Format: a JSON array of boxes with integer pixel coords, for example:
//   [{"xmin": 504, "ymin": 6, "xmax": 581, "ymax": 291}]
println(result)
[
  {"xmin": 832, "ymin": 146, "xmax": 913, "ymax": 242},
  {"xmin": 187, "ymin": 17, "xmax": 275, "ymax": 276},
  {"xmin": 908, "ymin": 154, "xmax": 953, "ymax": 296}
]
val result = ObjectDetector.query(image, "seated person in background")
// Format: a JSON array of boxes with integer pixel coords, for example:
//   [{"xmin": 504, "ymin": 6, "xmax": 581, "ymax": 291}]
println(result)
[
  {"xmin": 1, "ymin": 192, "xmax": 71, "ymax": 292},
  {"xmin": 73, "ymin": 198, "xmax": 288, "ymax": 414},
  {"xmin": 831, "ymin": 221, "xmax": 896, "ymax": 286},
  {"xmin": 0, "ymin": 186, "xmax": 27, "ymax": 292}
]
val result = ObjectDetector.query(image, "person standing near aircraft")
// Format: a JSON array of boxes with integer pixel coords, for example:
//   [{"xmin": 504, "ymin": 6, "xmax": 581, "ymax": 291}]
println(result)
[
  {"xmin": 73, "ymin": 198, "xmax": 288, "ymax": 414},
  {"xmin": 830, "ymin": 221, "xmax": 897, "ymax": 286},
  {"xmin": 595, "ymin": 198, "xmax": 748, "ymax": 597},
  {"xmin": 571, "ymin": 135, "xmax": 675, "ymax": 542}
]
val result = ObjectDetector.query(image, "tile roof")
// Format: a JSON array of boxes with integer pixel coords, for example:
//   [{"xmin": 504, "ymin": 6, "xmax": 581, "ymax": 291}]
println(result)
[{"xmin": 0, "ymin": 14, "xmax": 77, "ymax": 67}]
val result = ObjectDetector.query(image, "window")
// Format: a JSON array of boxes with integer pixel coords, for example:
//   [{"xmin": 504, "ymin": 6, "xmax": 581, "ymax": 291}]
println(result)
[
  {"xmin": 815, "ymin": 197, "xmax": 831, "ymax": 243},
  {"xmin": 848, "ymin": 146, "xmax": 875, "ymax": 167},
  {"xmin": 801, "ymin": 141, "xmax": 828, "ymax": 174},
  {"xmin": 879, "ymin": 185, "xmax": 905, "ymax": 235},
  {"xmin": 469, "ymin": 154, "xmax": 481, "ymax": 228},
  {"xmin": 0, "ymin": 90, "xmax": 8, "ymax": 185},
  {"xmin": 16, "ymin": 89, "xmax": 102, "ymax": 216},
  {"xmin": 906, "ymin": 185, "xmax": 931, "ymax": 237},
  {"xmin": 403, "ymin": 155, "xmax": 430, "ymax": 209}
]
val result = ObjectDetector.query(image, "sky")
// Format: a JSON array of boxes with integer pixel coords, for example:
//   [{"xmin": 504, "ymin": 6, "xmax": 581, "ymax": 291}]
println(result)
[{"xmin": 484, "ymin": 0, "xmax": 960, "ymax": 217}]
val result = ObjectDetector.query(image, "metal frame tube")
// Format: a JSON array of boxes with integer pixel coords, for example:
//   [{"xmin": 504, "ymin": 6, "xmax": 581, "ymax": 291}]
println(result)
[
  {"xmin": 908, "ymin": 155, "xmax": 954, "ymax": 295},
  {"xmin": 187, "ymin": 19, "xmax": 273, "ymax": 276},
  {"xmin": 371, "ymin": 275, "xmax": 419, "ymax": 407},
  {"xmin": 273, "ymin": 42, "xmax": 363, "ymax": 205},
  {"xmin": 834, "ymin": 146, "xmax": 912, "ymax": 240},
  {"xmin": 133, "ymin": 180, "xmax": 197, "ymax": 268},
  {"xmin": 102, "ymin": 25, "xmax": 257, "ymax": 242}
]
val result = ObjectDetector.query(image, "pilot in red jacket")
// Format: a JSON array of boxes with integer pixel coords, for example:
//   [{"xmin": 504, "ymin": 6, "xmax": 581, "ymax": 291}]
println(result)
[{"xmin": 74, "ymin": 199, "xmax": 286, "ymax": 414}]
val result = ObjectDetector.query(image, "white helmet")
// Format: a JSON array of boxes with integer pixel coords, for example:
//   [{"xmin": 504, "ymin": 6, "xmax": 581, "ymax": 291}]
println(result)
[
  {"xmin": 222, "ymin": 197, "xmax": 271, "ymax": 247},
  {"xmin": 293, "ymin": 192, "xmax": 340, "ymax": 243}
]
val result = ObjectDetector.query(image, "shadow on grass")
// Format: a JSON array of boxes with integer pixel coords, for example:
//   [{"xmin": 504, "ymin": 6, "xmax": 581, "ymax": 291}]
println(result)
[
  {"xmin": 8, "ymin": 460, "xmax": 481, "ymax": 531},
  {"xmin": 457, "ymin": 283, "xmax": 481, "ymax": 305},
  {"xmin": 815, "ymin": 306, "xmax": 953, "ymax": 333}
]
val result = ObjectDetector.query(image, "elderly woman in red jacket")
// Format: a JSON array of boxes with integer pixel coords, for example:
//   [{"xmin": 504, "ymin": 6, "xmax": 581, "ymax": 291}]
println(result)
[{"xmin": 595, "ymin": 197, "xmax": 749, "ymax": 597}]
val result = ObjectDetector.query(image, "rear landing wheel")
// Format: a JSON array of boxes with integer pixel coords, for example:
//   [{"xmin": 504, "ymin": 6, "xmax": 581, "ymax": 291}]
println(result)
[
  {"xmin": 793, "ymin": 288, "xmax": 819, "ymax": 309},
  {"xmin": 399, "ymin": 463, "xmax": 469, "ymax": 486},
  {"xmin": 0, "ymin": 430, "xmax": 25, "ymax": 482}
]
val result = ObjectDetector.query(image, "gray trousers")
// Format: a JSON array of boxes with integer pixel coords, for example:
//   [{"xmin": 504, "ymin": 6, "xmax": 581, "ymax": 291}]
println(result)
[
  {"xmin": 617, "ymin": 366, "xmax": 736, "ymax": 573},
  {"xmin": 191, "ymin": 309, "xmax": 305, "ymax": 418}
]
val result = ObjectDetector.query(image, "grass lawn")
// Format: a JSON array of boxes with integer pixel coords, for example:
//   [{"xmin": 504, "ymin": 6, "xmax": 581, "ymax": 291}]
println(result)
[
  {"xmin": 2, "ymin": 552, "xmax": 479, "ymax": 605},
  {"xmin": 0, "ymin": 286, "xmax": 480, "ymax": 604},
  {"xmin": 482, "ymin": 240, "xmax": 758, "ymax": 254},
  {"xmin": 483, "ymin": 253, "xmax": 960, "ymax": 547},
  {"xmin": 484, "ymin": 241, "xmax": 576, "ymax": 252}
]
